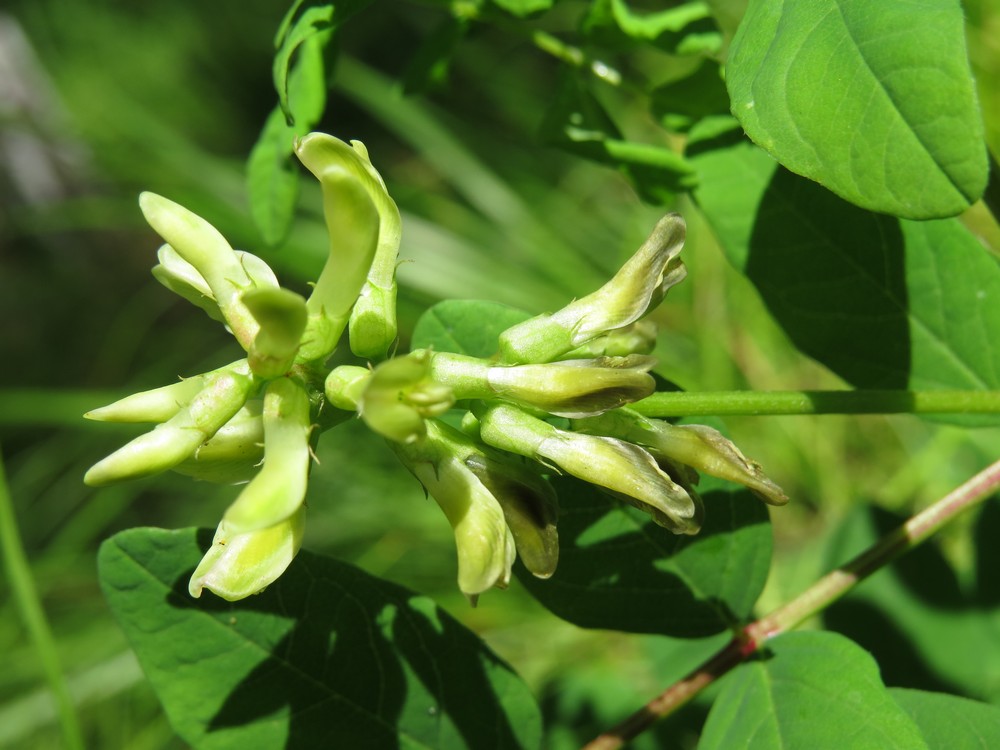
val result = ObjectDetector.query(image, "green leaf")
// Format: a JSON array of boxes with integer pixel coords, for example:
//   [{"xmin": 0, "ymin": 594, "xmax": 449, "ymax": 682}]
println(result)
[
  {"xmin": 890, "ymin": 689, "xmax": 1000, "ymax": 748},
  {"xmin": 699, "ymin": 631, "xmax": 929, "ymax": 749},
  {"xmin": 248, "ymin": 28, "xmax": 330, "ymax": 246},
  {"xmin": 517, "ymin": 474, "xmax": 771, "ymax": 636},
  {"xmin": 727, "ymin": 0, "xmax": 987, "ymax": 219},
  {"xmin": 539, "ymin": 71, "xmax": 698, "ymax": 202},
  {"xmin": 823, "ymin": 505, "xmax": 1000, "ymax": 704},
  {"xmin": 611, "ymin": 0, "xmax": 721, "ymax": 54},
  {"xmin": 412, "ymin": 300, "xmax": 533, "ymax": 358},
  {"xmin": 99, "ymin": 527, "xmax": 542, "ymax": 750},
  {"xmin": 689, "ymin": 130, "xmax": 1000, "ymax": 421},
  {"xmin": 651, "ymin": 61, "xmax": 731, "ymax": 133},
  {"xmin": 272, "ymin": 0, "xmax": 369, "ymax": 123}
]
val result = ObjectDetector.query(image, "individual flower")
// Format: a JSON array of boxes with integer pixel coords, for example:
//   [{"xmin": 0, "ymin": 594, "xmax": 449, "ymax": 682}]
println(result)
[
  {"xmin": 189, "ymin": 507, "xmax": 306, "ymax": 601},
  {"xmin": 476, "ymin": 402, "xmax": 702, "ymax": 535},
  {"xmin": 426, "ymin": 350, "xmax": 656, "ymax": 418},
  {"xmin": 392, "ymin": 420, "xmax": 519, "ymax": 603},
  {"xmin": 329, "ymin": 351, "xmax": 455, "ymax": 444},
  {"xmin": 84, "ymin": 361, "xmax": 257, "ymax": 486},
  {"xmin": 295, "ymin": 133, "xmax": 401, "ymax": 361},
  {"xmin": 573, "ymin": 408, "xmax": 788, "ymax": 506},
  {"xmin": 498, "ymin": 213, "xmax": 687, "ymax": 364}
]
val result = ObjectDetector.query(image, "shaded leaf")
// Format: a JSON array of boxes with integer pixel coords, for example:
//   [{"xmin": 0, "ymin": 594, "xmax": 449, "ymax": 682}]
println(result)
[
  {"xmin": 689, "ymin": 129, "xmax": 1000, "ymax": 423},
  {"xmin": 727, "ymin": 0, "xmax": 987, "ymax": 218},
  {"xmin": 402, "ymin": 16, "xmax": 469, "ymax": 95},
  {"xmin": 651, "ymin": 61, "xmax": 731, "ymax": 133},
  {"xmin": 412, "ymin": 300, "xmax": 532, "ymax": 358},
  {"xmin": 823, "ymin": 505, "xmax": 1000, "ymax": 704},
  {"xmin": 516, "ymin": 474, "xmax": 772, "ymax": 636},
  {"xmin": 272, "ymin": 0, "xmax": 369, "ymax": 123},
  {"xmin": 248, "ymin": 30, "xmax": 331, "ymax": 246},
  {"xmin": 99, "ymin": 527, "xmax": 541, "ymax": 749},
  {"xmin": 890, "ymin": 689, "xmax": 1000, "ymax": 749},
  {"xmin": 699, "ymin": 631, "xmax": 929, "ymax": 749}
]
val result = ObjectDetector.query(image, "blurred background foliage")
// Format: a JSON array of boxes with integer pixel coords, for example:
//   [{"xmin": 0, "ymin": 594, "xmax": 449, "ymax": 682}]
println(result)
[{"xmin": 2, "ymin": 0, "xmax": 1000, "ymax": 747}]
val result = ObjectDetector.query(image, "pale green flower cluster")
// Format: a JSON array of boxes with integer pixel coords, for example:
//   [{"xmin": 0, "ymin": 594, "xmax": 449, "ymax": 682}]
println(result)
[{"xmin": 85, "ymin": 132, "xmax": 786, "ymax": 604}]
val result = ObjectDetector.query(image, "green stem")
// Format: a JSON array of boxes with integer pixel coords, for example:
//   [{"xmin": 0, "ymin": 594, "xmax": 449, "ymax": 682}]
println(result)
[
  {"xmin": 0, "ymin": 448, "xmax": 85, "ymax": 750},
  {"xmin": 583, "ymin": 456, "xmax": 1000, "ymax": 750},
  {"xmin": 632, "ymin": 389, "xmax": 1000, "ymax": 417}
]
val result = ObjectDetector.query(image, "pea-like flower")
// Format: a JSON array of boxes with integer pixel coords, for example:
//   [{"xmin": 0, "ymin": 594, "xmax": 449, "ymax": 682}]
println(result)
[
  {"xmin": 477, "ymin": 402, "xmax": 702, "ymax": 535},
  {"xmin": 573, "ymin": 408, "xmax": 788, "ymax": 506},
  {"xmin": 393, "ymin": 419, "xmax": 558, "ymax": 602},
  {"xmin": 498, "ymin": 213, "xmax": 686, "ymax": 364},
  {"xmin": 426, "ymin": 350, "xmax": 656, "ymax": 418}
]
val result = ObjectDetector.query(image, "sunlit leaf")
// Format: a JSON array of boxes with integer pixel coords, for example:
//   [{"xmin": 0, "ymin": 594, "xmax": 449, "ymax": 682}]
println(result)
[
  {"xmin": 891, "ymin": 689, "xmax": 1000, "ymax": 748},
  {"xmin": 727, "ymin": 0, "xmax": 987, "ymax": 218},
  {"xmin": 699, "ymin": 631, "xmax": 929, "ymax": 749},
  {"xmin": 412, "ymin": 300, "xmax": 532, "ymax": 358}
]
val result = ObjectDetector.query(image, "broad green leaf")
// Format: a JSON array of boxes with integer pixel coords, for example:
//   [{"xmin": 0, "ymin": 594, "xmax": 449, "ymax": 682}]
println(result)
[
  {"xmin": 823, "ymin": 505, "xmax": 1000, "ymax": 704},
  {"xmin": 727, "ymin": 0, "xmax": 987, "ymax": 218},
  {"xmin": 699, "ymin": 631, "xmax": 929, "ymax": 749},
  {"xmin": 412, "ymin": 300, "xmax": 532, "ymax": 358},
  {"xmin": 689, "ymin": 129, "xmax": 1000, "ymax": 421},
  {"xmin": 99, "ymin": 527, "xmax": 542, "ymax": 750},
  {"xmin": 890, "ymin": 689, "xmax": 1000, "ymax": 748},
  {"xmin": 516, "ymin": 474, "xmax": 771, "ymax": 636},
  {"xmin": 248, "ymin": 30, "xmax": 330, "ymax": 246}
]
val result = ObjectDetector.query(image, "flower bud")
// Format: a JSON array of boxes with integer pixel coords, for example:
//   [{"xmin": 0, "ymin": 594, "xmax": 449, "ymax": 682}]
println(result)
[
  {"xmin": 172, "ymin": 401, "xmax": 264, "ymax": 484},
  {"xmin": 463, "ymin": 450, "xmax": 559, "ymax": 579},
  {"xmin": 498, "ymin": 214, "xmax": 686, "ymax": 363},
  {"xmin": 139, "ymin": 193, "xmax": 267, "ymax": 350},
  {"xmin": 575, "ymin": 409, "xmax": 788, "ymax": 506},
  {"xmin": 85, "ymin": 376, "xmax": 206, "ymax": 424},
  {"xmin": 428, "ymin": 351, "xmax": 656, "ymax": 418},
  {"xmin": 188, "ymin": 506, "xmax": 306, "ymax": 601},
  {"xmin": 324, "ymin": 365, "xmax": 372, "ymax": 411},
  {"xmin": 221, "ymin": 377, "xmax": 312, "ymax": 534},
  {"xmin": 358, "ymin": 351, "xmax": 454, "ymax": 443},
  {"xmin": 295, "ymin": 134, "xmax": 394, "ymax": 362},
  {"xmin": 152, "ymin": 246, "xmax": 280, "ymax": 327},
  {"xmin": 478, "ymin": 403, "xmax": 700, "ymax": 534},
  {"xmin": 84, "ymin": 361, "xmax": 256, "ymax": 486},
  {"xmin": 392, "ymin": 421, "xmax": 516, "ymax": 602},
  {"xmin": 243, "ymin": 287, "xmax": 308, "ymax": 379},
  {"xmin": 487, "ymin": 355, "xmax": 656, "ymax": 418}
]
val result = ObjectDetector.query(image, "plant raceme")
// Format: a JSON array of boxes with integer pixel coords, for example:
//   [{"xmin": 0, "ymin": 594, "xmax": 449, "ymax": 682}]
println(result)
[{"xmin": 84, "ymin": 132, "xmax": 787, "ymax": 604}]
